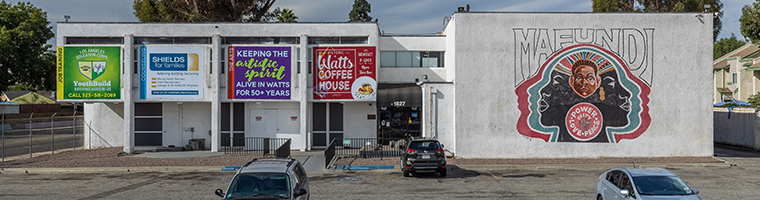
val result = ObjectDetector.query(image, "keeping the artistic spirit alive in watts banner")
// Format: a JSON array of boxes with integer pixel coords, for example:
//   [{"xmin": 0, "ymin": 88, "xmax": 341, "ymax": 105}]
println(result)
[
  {"xmin": 313, "ymin": 46, "xmax": 376, "ymax": 100},
  {"xmin": 140, "ymin": 46, "xmax": 205, "ymax": 100},
  {"xmin": 227, "ymin": 46, "xmax": 291, "ymax": 99},
  {"xmin": 515, "ymin": 44, "xmax": 651, "ymax": 143},
  {"xmin": 57, "ymin": 46, "xmax": 121, "ymax": 100}
]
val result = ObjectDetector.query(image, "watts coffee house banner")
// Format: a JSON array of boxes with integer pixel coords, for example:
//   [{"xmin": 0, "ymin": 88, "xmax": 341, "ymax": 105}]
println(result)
[
  {"xmin": 57, "ymin": 46, "xmax": 121, "ymax": 100},
  {"xmin": 313, "ymin": 46, "xmax": 377, "ymax": 100},
  {"xmin": 227, "ymin": 46, "xmax": 291, "ymax": 99}
]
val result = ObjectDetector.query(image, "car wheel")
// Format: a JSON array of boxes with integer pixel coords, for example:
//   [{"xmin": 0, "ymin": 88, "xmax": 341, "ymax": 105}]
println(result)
[
  {"xmin": 403, "ymin": 170, "xmax": 412, "ymax": 177},
  {"xmin": 439, "ymin": 169, "xmax": 447, "ymax": 177},
  {"xmin": 597, "ymin": 194, "xmax": 603, "ymax": 200}
]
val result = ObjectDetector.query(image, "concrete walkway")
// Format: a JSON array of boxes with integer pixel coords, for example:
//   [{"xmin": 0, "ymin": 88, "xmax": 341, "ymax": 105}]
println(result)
[{"xmin": 130, "ymin": 150, "xmax": 328, "ymax": 173}]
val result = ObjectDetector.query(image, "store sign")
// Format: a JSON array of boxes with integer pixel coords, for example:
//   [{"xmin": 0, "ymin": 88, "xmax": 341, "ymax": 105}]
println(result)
[
  {"xmin": 139, "ymin": 46, "xmax": 204, "ymax": 100},
  {"xmin": 227, "ymin": 46, "xmax": 291, "ymax": 99},
  {"xmin": 56, "ymin": 46, "xmax": 121, "ymax": 100},
  {"xmin": 313, "ymin": 46, "xmax": 376, "ymax": 100}
]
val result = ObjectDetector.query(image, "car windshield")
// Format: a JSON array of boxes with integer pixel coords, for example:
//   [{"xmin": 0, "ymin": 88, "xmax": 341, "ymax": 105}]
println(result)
[
  {"xmin": 409, "ymin": 141, "xmax": 440, "ymax": 151},
  {"xmin": 633, "ymin": 176, "xmax": 694, "ymax": 195},
  {"xmin": 227, "ymin": 173, "xmax": 291, "ymax": 199}
]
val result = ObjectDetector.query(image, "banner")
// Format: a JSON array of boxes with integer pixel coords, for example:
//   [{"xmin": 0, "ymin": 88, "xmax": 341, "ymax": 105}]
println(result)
[
  {"xmin": 140, "ymin": 46, "xmax": 205, "ymax": 100},
  {"xmin": 227, "ymin": 46, "xmax": 291, "ymax": 99},
  {"xmin": 313, "ymin": 46, "xmax": 376, "ymax": 100},
  {"xmin": 56, "ymin": 46, "xmax": 121, "ymax": 100}
]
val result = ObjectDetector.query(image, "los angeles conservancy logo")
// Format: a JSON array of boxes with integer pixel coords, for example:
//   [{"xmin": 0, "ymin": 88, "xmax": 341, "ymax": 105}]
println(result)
[{"xmin": 566, "ymin": 103, "xmax": 602, "ymax": 141}]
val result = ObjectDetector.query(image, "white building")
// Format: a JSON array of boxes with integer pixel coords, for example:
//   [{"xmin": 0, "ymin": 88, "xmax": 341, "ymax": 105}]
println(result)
[{"xmin": 57, "ymin": 12, "xmax": 714, "ymax": 158}]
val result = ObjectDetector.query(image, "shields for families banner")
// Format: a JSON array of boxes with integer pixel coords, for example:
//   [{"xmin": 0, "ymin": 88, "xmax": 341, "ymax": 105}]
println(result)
[
  {"xmin": 56, "ymin": 46, "xmax": 121, "ymax": 100},
  {"xmin": 313, "ymin": 46, "xmax": 376, "ymax": 100},
  {"xmin": 139, "ymin": 46, "xmax": 205, "ymax": 100},
  {"xmin": 227, "ymin": 46, "xmax": 292, "ymax": 99}
]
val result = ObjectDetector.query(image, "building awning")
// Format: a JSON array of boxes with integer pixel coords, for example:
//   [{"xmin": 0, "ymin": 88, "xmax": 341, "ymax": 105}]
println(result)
[
  {"xmin": 716, "ymin": 87, "xmax": 732, "ymax": 95},
  {"xmin": 714, "ymin": 65, "xmax": 729, "ymax": 71},
  {"xmin": 745, "ymin": 62, "xmax": 760, "ymax": 71}
]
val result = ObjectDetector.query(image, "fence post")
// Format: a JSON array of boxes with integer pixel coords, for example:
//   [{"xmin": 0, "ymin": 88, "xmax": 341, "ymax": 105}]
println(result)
[
  {"xmin": 51, "ymin": 112, "xmax": 57, "ymax": 154},
  {"xmin": 29, "ymin": 112, "xmax": 33, "ymax": 158},
  {"xmin": 72, "ymin": 111, "xmax": 76, "ymax": 150},
  {"xmin": 2, "ymin": 113, "xmax": 4, "ymax": 162}
]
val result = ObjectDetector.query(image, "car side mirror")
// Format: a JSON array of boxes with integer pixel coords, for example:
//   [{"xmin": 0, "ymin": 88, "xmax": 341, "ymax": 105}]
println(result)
[
  {"xmin": 215, "ymin": 189, "xmax": 225, "ymax": 197},
  {"xmin": 294, "ymin": 188, "xmax": 307, "ymax": 197},
  {"xmin": 619, "ymin": 189, "xmax": 630, "ymax": 197},
  {"xmin": 692, "ymin": 188, "xmax": 699, "ymax": 194}
]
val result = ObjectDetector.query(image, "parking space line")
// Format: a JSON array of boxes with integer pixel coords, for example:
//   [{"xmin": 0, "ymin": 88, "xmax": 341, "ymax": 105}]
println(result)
[
  {"xmin": 485, "ymin": 170, "xmax": 501, "ymax": 180},
  {"xmin": 377, "ymin": 174, "xmax": 382, "ymax": 182}
]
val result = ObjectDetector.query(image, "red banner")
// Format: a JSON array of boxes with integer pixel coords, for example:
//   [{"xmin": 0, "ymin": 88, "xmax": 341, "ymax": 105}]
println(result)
[{"xmin": 313, "ymin": 46, "xmax": 376, "ymax": 100}]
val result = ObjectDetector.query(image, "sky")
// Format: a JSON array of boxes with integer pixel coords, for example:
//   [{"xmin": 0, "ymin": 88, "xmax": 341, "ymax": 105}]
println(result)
[{"xmin": 4, "ymin": 0, "xmax": 756, "ymax": 45}]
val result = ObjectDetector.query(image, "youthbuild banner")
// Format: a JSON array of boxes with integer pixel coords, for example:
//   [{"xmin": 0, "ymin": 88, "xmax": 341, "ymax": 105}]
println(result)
[
  {"xmin": 313, "ymin": 46, "xmax": 376, "ymax": 100},
  {"xmin": 227, "ymin": 46, "xmax": 291, "ymax": 99},
  {"xmin": 56, "ymin": 46, "xmax": 121, "ymax": 100},
  {"xmin": 139, "ymin": 46, "xmax": 205, "ymax": 100}
]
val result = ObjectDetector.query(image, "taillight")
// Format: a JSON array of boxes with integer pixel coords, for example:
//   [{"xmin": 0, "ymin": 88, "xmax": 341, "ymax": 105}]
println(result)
[
  {"xmin": 437, "ymin": 148, "xmax": 444, "ymax": 153},
  {"xmin": 406, "ymin": 149, "xmax": 415, "ymax": 153}
]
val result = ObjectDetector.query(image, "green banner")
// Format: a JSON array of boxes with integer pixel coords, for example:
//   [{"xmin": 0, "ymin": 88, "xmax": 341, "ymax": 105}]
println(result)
[{"xmin": 57, "ymin": 46, "xmax": 121, "ymax": 100}]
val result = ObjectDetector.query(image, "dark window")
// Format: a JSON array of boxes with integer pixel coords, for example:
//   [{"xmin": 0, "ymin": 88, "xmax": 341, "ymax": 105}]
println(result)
[
  {"xmin": 308, "ymin": 37, "xmax": 368, "ymax": 44},
  {"xmin": 221, "ymin": 103, "xmax": 230, "ymax": 132},
  {"xmin": 313, "ymin": 133, "xmax": 326, "ymax": 146},
  {"xmin": 66, "ymin": 37, "xmax": 123, "ymax": 44},
  {"xmin": 135, "ymin": 133, "xmax": 162, "ymax": 146},
  {"xmin": 409, "ymin": 141, "xmax": 440, "ymax": 151},
  {"xmin": 233, "ymin": 103, "xmax": 245, "ymax": 131},
  {"xmin": 135, "ymin": 118, "xmax": 162, "ymax": 131},
  {"xmin": 328, "ymin": 133, "xmax": 343, "ymax": 145},
  {"xmin": 135, "ymin": 103, "xmax": 162, "ymax": 116},
  {"xmin": 329, "ymin": 103, "xmax": 343, "ymax": 131},
  {"xmin": 313, "ymin": 103, "xmax": 326, "ymax": 131},
  {"xmin": 222, "ymin": 37, "xmax": 300, "ymax": 44},
  {"xmin": 134, "ymin": 37, "xmax": 210, "ymax": 44}
]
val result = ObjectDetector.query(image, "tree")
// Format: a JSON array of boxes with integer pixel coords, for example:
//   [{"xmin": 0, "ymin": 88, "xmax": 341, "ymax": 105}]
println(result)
[
  {"xmin": 132, "ymin": 0, "xmax": 279, "ymax": 22},
  {"xmin": 740, "ymin": 0, "xmax": 760, "ymax": 44},
  {"xmin": 348, "ymin": 0, "xmax": 372, "ymax": 22},
  {"xmin": 0, "ymin": 1, "xmax": 55, "ymax": 91},
  {"xmin": 277, "ymin": 8, "xmax": 297, "ymax": 22},
  {"xmin": 714, "ymin": 33, "xmax": 747, "ymax": 59},
  {"xmin": 749, "ymin": 92, "xmax": 760, "ymax": 106},
  {"xmin": 592, "ymin": 0, "xmax": 723, "ymax": 42}
]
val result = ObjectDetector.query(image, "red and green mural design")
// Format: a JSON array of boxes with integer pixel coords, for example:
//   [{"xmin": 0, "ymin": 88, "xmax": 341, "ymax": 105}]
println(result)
[{"xmin": 515, "ymin": 44, "xmax": 650, "ymax": 143}]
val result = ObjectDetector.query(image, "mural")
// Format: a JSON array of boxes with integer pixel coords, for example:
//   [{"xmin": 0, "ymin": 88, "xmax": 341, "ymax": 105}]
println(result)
[{"xmin": 515, "ymin": 44, "xmax": 651, "ymax": 143}]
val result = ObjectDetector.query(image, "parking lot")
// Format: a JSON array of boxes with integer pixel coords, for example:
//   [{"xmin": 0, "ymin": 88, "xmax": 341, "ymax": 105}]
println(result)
[{"xmin": 0, "ymin": 156, "xmax": 758, "ymax": 199}]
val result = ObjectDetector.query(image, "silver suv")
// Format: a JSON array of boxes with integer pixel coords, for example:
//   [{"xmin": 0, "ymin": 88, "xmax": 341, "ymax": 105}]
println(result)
[{"xmin": 215, "ymin": 158, "xmax": 310, "ymax": 200}]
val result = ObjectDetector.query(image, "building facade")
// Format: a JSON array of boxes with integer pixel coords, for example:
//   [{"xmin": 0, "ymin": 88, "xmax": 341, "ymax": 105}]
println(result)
[
  {"xmin": 58, "ymin": 12, "xmax": 714, "ymax": 158},
  {"xmin": 713, "ymin": 44, "xmax": 760, "ymax": 103}
]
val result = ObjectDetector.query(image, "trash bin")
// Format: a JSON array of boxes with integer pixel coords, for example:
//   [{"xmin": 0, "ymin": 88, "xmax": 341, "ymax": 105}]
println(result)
[{"xmin": 188, "ymin": 139, "xmax": 205, "ymax": 150}]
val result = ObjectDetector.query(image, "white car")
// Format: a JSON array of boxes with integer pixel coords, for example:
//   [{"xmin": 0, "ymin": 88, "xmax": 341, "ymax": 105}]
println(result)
[{"xmin": 596, "ymin": 167, "xmax": 700, "ymax": 200}]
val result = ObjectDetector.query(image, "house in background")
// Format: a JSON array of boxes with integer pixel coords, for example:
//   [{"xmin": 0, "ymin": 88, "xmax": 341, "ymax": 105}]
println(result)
[
  {"xmin": 0, "ymin": 91, "xmax": 60, "ymax": 114},
  {"xmin": 714, "ymin": 44, "xmax": 760, "ymax": 104}
]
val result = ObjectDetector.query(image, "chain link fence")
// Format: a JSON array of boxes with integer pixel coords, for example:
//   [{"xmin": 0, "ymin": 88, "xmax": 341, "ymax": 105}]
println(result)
[{"xmin": 1, "ymin": 114, "xmax": 84, "ymax": 162}]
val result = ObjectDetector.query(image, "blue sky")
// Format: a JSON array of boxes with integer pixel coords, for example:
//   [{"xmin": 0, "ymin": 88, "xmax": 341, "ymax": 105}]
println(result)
[{"xmin": 5, "ymin": 0, "xmax": 756, "ymax": 45}]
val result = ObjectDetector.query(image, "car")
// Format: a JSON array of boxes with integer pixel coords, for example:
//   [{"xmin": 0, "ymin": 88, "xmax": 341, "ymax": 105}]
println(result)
[
  {"xmin": 400, "ymin": 137, "xmax": 447, "ymax": 177},
  {"xmin": 215, "ymin": 158, "xmax": 310, "ymax": 200},
  {"xmin": 596, "ymin": 167, "xmax": 700, "ymax": 200}
]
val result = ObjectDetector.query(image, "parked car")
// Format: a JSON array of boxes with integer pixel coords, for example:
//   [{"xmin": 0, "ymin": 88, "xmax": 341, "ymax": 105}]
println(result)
[
  {"xmin": 400, "ymin": 137, "xmax": 447, "ymax": 177},
  {"xmin": 216, "ymin": 158, "xmax": 309, "ymax": 200},
  {"xmin": 596, "ymin": 167, "xmax": 700, "ymax": 200}
]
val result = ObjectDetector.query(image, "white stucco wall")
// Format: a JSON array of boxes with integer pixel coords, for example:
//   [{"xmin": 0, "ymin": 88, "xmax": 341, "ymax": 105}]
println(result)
[
  {"xmin": 83, "ymin": 102, "xmax": 124, "ymax": 148},
  {"xmin": 343, "ymin": 102, "xmax": 377, "ymax": 138},
  {"xmin": 714, "ymin": 107, "xmax": 760, "ymax": 149},
  {"xmin": 452, "ymin": 13, "xmax": 713, "ymax": 158}
]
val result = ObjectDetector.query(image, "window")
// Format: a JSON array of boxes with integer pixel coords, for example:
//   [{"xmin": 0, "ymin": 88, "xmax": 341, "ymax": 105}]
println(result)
[
  {"xmin": 221, "ymin": 103, "xmax": 245, "ymax": 146},
  {"xmin": 135, "ymin": 103, "xmax": 162, "ymax": 146},
  {"xmin": 66, "ymin": 37, "xmax": 123, "ymax": 44},
  {"xmin": 134, "ymin": 37, "xmax": 211, "ymax": 44},
  {"xmin": 380, "ymin": 51, "xmax": 444, "ymax": 68},
  {"xmin": 733, "ymin": 73, "xmax": 737, "ymax": 84},
  {"xmin": 222, "ymin": 37, "xmax": 300, "ymax": 44},
  {"xmin": 308, "ymin": 36, "xmax": 368, "ymax": 44}
]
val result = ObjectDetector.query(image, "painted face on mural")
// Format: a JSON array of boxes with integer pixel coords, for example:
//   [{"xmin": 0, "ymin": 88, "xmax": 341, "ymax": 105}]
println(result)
[{"xmin": 568, "ymin": 60, "xmax": 600, "ymax": 98}]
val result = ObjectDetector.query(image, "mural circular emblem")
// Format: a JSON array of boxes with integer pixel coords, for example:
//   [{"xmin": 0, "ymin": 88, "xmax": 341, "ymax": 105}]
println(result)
[{"xmin": 565, "ymin": 103, "xmax": 603, "ymax": 141}]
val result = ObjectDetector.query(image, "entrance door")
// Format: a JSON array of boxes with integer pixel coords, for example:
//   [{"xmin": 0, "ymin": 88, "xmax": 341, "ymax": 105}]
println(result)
[
  {"xmin": 312, "ymin": 103, "xmax": 343, "ymax": 149},
  {"xmin": 250, "ymin": 109, "xmax": 277, "ymax": 138}
]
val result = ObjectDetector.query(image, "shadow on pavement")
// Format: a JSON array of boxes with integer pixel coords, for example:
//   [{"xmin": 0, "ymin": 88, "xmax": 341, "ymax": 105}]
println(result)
[
  {"xmin": 406, "ymin": 165, "xmax": 480, "ymax": 179},
  {"xmin": 714, "ymin": 143, "xmax": 760, "ymax": 158}
]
